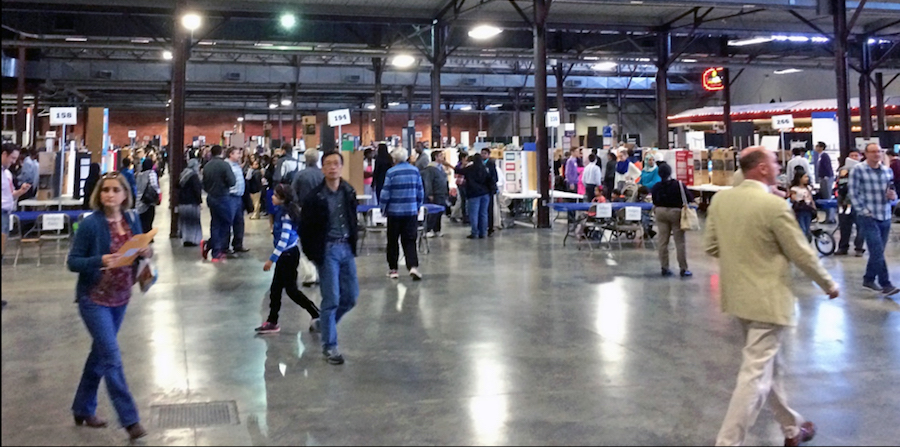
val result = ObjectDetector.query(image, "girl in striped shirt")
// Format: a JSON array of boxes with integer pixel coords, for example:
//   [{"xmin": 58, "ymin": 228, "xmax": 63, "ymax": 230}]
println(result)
[{"xmin": 255, "ymin": 184, "xmax": 320, "ymax": 334}]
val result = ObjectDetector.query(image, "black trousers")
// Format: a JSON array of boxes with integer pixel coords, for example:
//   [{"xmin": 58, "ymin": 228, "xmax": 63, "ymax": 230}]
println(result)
[
  {"xmin": 487, "ymin": 193, "xmax": 496, "ymax": 234},
  {"xmin": 427, "ymin": 196, "xmax": 447, "ymax": 233},
  {"xmin": 387, "ymin": 215, "xmax": 418, "ymax": 270},
  {"xmin": 603, "ymin": 179, "xmax": 615, "ymax": 200},
  {"xmin": 585, "ymin": 184, "xmax": 597, "ymax": 202},
  {"xmin": 267, "ymin": 246, "xmax": 320, "ymax": 324},
  {"xmin": 139, "ymin": 207, "xmax": 155, "ymax": 234},
  {"xmin": 837, "ymin": 210, "xmax": 865, "ymax": 252}
]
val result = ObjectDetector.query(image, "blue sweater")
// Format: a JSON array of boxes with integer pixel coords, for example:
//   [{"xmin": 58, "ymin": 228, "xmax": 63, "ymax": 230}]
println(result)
[
  {"xmin": 270, "ymin": 207, "xmax": 299, "ymax": 263},
  {"xmin": 67, "ymin": 210, "xmax": 144, "ymax": 302},
  {"xmin": 379, "ymin": 162, "xmax": 424, "ymax": 217}
]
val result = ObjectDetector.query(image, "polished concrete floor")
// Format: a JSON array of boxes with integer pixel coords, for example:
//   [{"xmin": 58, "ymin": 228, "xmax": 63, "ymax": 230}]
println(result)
[{"xmin": 2, "ymin": 189, "xmax": 899, "ymax": 446}]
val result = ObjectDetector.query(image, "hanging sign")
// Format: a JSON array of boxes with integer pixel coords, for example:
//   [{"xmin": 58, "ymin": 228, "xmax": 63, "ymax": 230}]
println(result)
[
  {"xmin": 772, "ymin": 114, "xmax": 795, "ymax": 130},
  {"xmin": 128, "ymin": 130, "xmax": 137, "ymax": 138},
  {"xmin": 45, "ymin": 131, "xmax": 57, "ymax": 138},
  {"xmin": 328, "ymin": 109, "xmax": 351, "ymax": 127},
  {"xmin": 702, "ymin": 67, "xmax": 725, "ymax": 92},
  {"xmin": 546, "ymin": 111, "xmax": 561, "ymax": 128},
  {"xmin": 477, "ymin": 131, "xmax": 488, "ymax": 138},
  {"xmin": 50, "ymin": 107, "xmax": 78, "ymax": 125}
]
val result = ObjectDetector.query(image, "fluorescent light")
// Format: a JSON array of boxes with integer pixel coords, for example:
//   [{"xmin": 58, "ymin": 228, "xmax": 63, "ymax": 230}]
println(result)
[
  {"xmin": 468, "ymin": 25, "xmax": 503, "ymax": 40},
  {"xmin": 181, "ymin": 13, "xmax": 202, "ymax": 31},
  {"xmin": 162, "ymin": 50, "xmax": 173, "ymax": 60},
  {"xmin": 198, "ymin": 41, "xmax": 216, "ymax": 46},
  {"xmin": 130, "ymin": 38, "xmax": 151, "ymax": 44},
  {"xmin": 280, "ymin": 99, "xmax": 291, "ymax": 106},
  {"xmin": 269, "ymin": 104, "xmax": 278, "ymax": 109},
  {"xmin": 280, "ymin": 13, "xmax": 297, "ymax": 30},
  {"xmin": 391, "ymin": 54, "xmax": 416, "ymax": 68},
  {"xmin": 388, "ymin": 102, "xmax": 400, "ymax": 106},
  {"xmin": 237, "ymin": 117, "xmax": 244, "ymax": 122},
  {"xmin": 636, "ymin": 58, "xmax": 651, "ymax": 62},
  {"xmin": 811, "ymin": 36, "xmax": 830, "ymax": 43},
  {"xmin": 728, "ymin": 36, "xmax": 773, "ymax": 46},
  {"xmin": 366, "ymin": 104, "xmax": 376, "ymax": 110},
  {"xmin": 460, "ymin": 105, "xmax": 472, "ymax": 111},
  {"xmin": 584, "ymin": 56, "xmax": 599, "ymax": 61},
  {"xmin": 682, "ymin": 58, "xmax": 698, "ymax": 63},
  {"xmin": 65, "ymin": 37, "xmax": 87, "ymax": 42},
  {"xmin": 255, "ymin": 42, "xmax": 273, "ymax": 47},
  {"xmin": 488, "ymin": 104, "xmax": 503, "ymax": 108},
  {"xmin": 585, "ymin": 105, "xmax": 601, "ymax": 110},
  {"xmin": 591, "ymin": 61, "xmax": 618, "ymax": 71},
  {"xmin": 630, "ymin": 1, "xmax": 644, "ymax": 4},
  {"xmin": 774, "ymin": 68, "xmax": 803, "ymax": 74}
]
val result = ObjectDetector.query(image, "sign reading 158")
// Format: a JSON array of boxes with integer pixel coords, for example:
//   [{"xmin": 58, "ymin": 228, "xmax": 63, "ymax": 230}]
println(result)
[{"xmin": 49, "ymin": 107, "xmax": 78, "ymax": 125}]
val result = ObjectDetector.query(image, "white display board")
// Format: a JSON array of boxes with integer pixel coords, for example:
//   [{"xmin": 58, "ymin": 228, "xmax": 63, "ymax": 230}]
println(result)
[
  {"xmin": 686, "ymin": 131, "xmax": 706, "ymax": 151},
  {"xmin": 811, "ymin": 113, "xmax": 839, "ymax": 152}
]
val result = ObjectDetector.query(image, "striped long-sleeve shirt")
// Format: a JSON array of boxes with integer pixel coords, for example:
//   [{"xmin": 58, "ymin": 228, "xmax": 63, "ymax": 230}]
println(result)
[
  {"xmin": 379, "ymin": 161, "xmax": 424, "ymax": 217},
  {"xmin": 270, "ymin": 208, "xmax": 299, "ymax": 263}
]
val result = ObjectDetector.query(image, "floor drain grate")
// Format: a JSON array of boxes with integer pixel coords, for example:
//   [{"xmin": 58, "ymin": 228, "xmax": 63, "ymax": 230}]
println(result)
[{"xmin": 149, "ymin": 401, "xmax": 240, "ymax": 429}]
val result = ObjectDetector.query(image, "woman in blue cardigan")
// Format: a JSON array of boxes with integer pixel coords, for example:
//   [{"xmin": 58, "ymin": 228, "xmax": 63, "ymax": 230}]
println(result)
[{"xmin": 67, "ymin": 171, "xmax": 151, "ymax": 440}]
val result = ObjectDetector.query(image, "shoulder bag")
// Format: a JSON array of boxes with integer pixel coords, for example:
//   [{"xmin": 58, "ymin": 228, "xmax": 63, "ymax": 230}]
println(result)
[{"xmin": 679, "ymin": 181, "xmax": 700, "ymax": 231}]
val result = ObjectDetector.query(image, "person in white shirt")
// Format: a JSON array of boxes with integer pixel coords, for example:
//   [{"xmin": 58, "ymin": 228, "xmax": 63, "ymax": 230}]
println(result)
[
  {"xmin": 2, "ymin": 144, "xmax": 32, "ymax": 306},
  {"xmin": 785, "ymin": 147, "xmax": 811, "ymax": 186},
  {"xmin": 582, "ymin": 154, "xmax": 603, "ymax": 202}
]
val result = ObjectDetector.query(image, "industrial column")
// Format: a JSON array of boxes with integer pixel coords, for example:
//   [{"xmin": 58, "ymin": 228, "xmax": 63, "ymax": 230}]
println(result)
[
  {"xmin": 373, "ymin": 58, "xmax": 385, "ymax": 141},
  {"xmin": 16, "ymin": 45, "xmax": 26, "ymax": 146},
  {"xmin": 554, "ymin": 62, "xmax": 567, "ymax": 151},
  {"xmin": 534, "ymin": 0, "xmax": 551, "ymax": 228},
  {"xmin": 292, "ymin": 56, "xmax": 300, "ymax": 146},
  {"xmin": 832, "ymin": 0, "xmax": 852, "ymax": 161},
  {"xmin": 722, "ymin": 68, "xmax": 733, "ymax": 148},
  {"xmin": 512, "ymin": 87, "xmax": 522, "ymax": 137},
  {"xmin": 430, "ymin": 21, "xmax": 447, "ymax": 149},
  {"xmin": 655, "ymin": 29, "xmax": 671, "ymax": 149},
  {"xmin": 169, "ymin": 1, "xmax": 189, "ymax": 237},
  {"xmin": 858, "ymin": 39, "xmax": 873, "ymax": 138},
  {"xmin": 874, "ymin": 72, "xmax": 886, "ymax": 132}
]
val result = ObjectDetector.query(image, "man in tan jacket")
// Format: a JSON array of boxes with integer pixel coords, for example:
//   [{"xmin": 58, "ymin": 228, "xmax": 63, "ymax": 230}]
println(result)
[{"xmin": 704, "ymin": 147, "xmax": 839, "ymax": 446}]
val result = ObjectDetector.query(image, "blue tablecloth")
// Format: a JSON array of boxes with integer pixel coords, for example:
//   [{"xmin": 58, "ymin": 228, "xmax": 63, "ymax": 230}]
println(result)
[
  {"xmin": 13, "ymin": 210, "xmax": 88, "ymax": 223},
  {"xmin": 551, "ymin": 202, "xmax": 653, "ymax": 212},
  {"xmin": 816, "ymin": 199, "xmax": 898, "ymax": 210}
]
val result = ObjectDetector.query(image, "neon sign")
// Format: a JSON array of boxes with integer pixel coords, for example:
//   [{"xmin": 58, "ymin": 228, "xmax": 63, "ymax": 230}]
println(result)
[{"xmin": 702, "ymin": 67, "xmax": 725, "ymax": 92}]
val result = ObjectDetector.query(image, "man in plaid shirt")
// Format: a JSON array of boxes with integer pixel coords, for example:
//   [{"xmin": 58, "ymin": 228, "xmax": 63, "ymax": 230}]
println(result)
[{"xmin": 849, "ymin": 143, "xmax": 899, "ymax": 296}]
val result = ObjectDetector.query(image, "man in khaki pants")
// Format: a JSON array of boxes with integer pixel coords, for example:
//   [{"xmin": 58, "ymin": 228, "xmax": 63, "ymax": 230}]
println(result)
[{"xmin": 704, "ymin": 147, "xmax": 840, "ymax": 446}]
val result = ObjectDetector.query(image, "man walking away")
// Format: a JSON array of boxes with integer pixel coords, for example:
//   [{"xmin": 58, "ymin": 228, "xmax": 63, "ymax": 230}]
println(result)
[
  {"xmin": 705, "ymin": 146, "xmax": 839, "ymax": 446},
  {"xmin": 814, "ymin": 142, "xmax": 835, "ymax": 223},
  {"xmin": 380, "ymin": 148, "xmax": 425, "ymax": 281},
  {"xmin": 226, "ymin": 147, "xmax": 249, "ymax": 254},
  {"xmin": 422, "ymin": 150, "xmax": 450, "ymax": 238},
  {"xmin": 201, "ymin": 145, "xmax": 235, "ymax": 262},
  {"xmin": 300, "ymin": 151, "xmax": 360, "ymax": 365},
  {"xmin": 849, "ymin": 143, "xmax": 899, "ymax": 296}
]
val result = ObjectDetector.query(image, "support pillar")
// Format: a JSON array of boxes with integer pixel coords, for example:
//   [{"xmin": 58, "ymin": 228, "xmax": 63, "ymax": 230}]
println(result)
[
  {"xmin": 31, "ymin": 94, "xmax": 39, "ymax": 151},
  {"xmin": 875, "ymin": 72, "xmax": 886, "ymax": 132},
  {"xmin": 534, "ymin": 0, "xmax": 551, "ymax": 228},
  {"xmin": 616, "ymin": 91, "xmax": 625, "ymax": 138},
  {"xmin": 373, "ymin": 58, "xmax": 384, "ymax": 141},
  {"xmin": 292, "ymin": 56, "xmax": 300, "ymax": 146},
  {"xmin": 430, "ymin": 21, "xmax": 446, "ymax": 149},
  {"xmin": 405, "ymin": 85, "xmax": 414, "ymax": 122},
  {"xmin": 858, "ymin": 39, "xmax": 873, "ymax": 138},
  {"xmin": 16, "ymin": 45, "xmax": 26, "ymax": 146},
  {"xmin": 833, "ymin": 0, "xmax": 852, "ymax": 162},
  {"xmin": 655, "ymin": 29, "xmax": 671, "ymax": 149},
  {"xmin": 723, "ymin": 68, "xmax": 733, "ymax": 148},
  {"xmin": 169, "ymin": 1, "xmax": 189, "ymax": 237},
  {"xmin": 278, "ymin": 94, "xmax": 284, "ymax": 145},
  {"xmin": 446, "ymin": 100, "xmax": 453, "ymax": 146},
  {"xmin": 512, "ymin": 88, "xmax": 522, "ymax": 137},
  {"xmin": 554, "ymin": 62, "xmax": 567, "ymax": 150}
]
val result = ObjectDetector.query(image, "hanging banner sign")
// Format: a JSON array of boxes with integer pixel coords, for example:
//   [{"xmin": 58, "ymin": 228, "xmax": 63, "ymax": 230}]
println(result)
[
  {"xmin": 328, "ymin": 109, "xmax": 351, "ymax": 127},
  {"xmin": 702, "ymin": 67, "xmax": 725, "ymax": 92},
  {"xmin": 50, "ymin": 107, "xmax": 78, "ymax": 125},
  {"xmin": 772, "ymin": 114, "xmax": 795, "ymax": 130}
]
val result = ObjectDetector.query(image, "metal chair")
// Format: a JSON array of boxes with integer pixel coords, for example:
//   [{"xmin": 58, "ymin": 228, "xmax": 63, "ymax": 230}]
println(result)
[
  {"xmin": 416, "ymin": 206, "xmax": 430, "ymax": 254},
  {"xmin": 20, "ymin": 213, "xmax": 73, "ymax": 266},
  {"xmin": 601, "ymin": 207, "xmax": 645, "ymax": 250},
  {"xmin": 7, "ymin": 214, "xmax": 24, "ymax": 267},
  {"xmin": 358, "ymin": 208, "xmax": 388, "ymax": 252}
]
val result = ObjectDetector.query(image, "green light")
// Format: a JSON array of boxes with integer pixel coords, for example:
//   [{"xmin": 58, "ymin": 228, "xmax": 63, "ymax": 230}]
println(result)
[{"xmin": 280, "ymin": 13, "xmax": 297, "ymax": 30}]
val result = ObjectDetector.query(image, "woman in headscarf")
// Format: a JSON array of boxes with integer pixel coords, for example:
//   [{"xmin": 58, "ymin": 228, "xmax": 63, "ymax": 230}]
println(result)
[
  {"xmin": 178, "ymin": 158, "xmax": 203, "ymax": 247},
  {"xmin": 82, "ymin": 163, "xmax": 101, "ymax": 210},
  {"xmin": 372, "ymin": 143, "xmax": 392, "ymax": 202}
]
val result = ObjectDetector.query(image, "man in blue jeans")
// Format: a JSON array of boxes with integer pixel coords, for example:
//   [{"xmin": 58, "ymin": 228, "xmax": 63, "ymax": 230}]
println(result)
[
  {"xmin": 226, "ymin": 147, "xmax": 249, "ymax": 255},
  {"xmin": 300, "ymin": 151, "xmax": 359, "ymax": 365},
  {"xmin": 201, "ymin": 145, "xmax": 236, "ymax": 262},
  {"xmin": 849, "ymin": 143, "xmax": 898, "ymax": 296}
]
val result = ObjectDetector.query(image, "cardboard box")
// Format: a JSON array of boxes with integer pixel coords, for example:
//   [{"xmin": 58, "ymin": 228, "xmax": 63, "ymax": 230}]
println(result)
[
  {"xmin": 39, "ymin": 152, "xmax": 56, "ymax": 175},
  {"xmin": 711, "ymin": 148, "xmax": 735, "ymax": 186},
  {"xmin": 36, "ymin": 189, "xmax": 52, "ymax": 200},
  {"xmin": 693, "ymin": 149, "xmax": 709, "ymax": 185}
]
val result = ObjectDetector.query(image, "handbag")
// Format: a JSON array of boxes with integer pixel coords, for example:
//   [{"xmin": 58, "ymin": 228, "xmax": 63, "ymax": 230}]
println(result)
[
  {"xmin": 679, "ymin": 181, "xmax": 700, "ymax": 231},
  {"xmin": 140, "ymin": 175, "xmax": 160, "ymax": 206}
]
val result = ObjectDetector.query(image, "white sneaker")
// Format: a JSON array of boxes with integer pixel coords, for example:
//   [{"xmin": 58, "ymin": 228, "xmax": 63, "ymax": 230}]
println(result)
[
  {"xmin": 388, "ymin": 270, "xmax": 399, "ymax": 279},
  {"xmin": 426, "ymin": 231, "xmax": 436, "ymax": 238},
  {"xmin": 409, "ymin": 267, "xmax": 422, "ymax": 281}
]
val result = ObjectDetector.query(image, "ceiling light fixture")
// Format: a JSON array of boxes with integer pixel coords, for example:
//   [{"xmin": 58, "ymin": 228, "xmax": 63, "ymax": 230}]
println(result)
[
  {"xmin": 585, "ymin": 105, "xmax": 601, "ymax": 109},
  {"xmin": 237, "ymin": 117, "xmax": 244, "ymax": 122},
  {"xmin": 460, "ymin": 105, "xmax": 473, "ymax": 111},
  {"xmin": 269, "ymin": 104, "xmax": 278, "ymax": 109},
  {"xmin": 281, "ymin": 99, "xmax": 292, "ymax": 106},
  {"xmin": 591, "ymin": 61, "xmax": 618, "ymax": 71},
  {"xmin": 468, "ymin": 25, "xmax": 503, "ymax": 40},
  {"xmin": 130, "ymin": 38, "xmax": 151, "ymax": 44},
  {"xmin": 727, "ymin": 36, "xmax": 773, "ymax": 46},
  {"xmin": 65, "ymin": 37, "xmax": 88, "ymax": 42},
  {"xmin": 488, "ymin": 104, "xmax": 503, "ymax": 108},
  {"xmin": 388, "ymin": 102, "xmax": 400, "ymax": 106},
  {"xmin": 366, "ymin": 104, "xmax": 376, "ymax": 110},
  {"xmin": 181, "ymin": 13, "xmax": 202, "ymax": 31},
  {"xmin": 162, "ymin": 50, "xmax": 174, "ymax": 60},
  {"xmin": 774, "ymin": 68, "xmax": 803, "ymax": 74},
  {"xmin": 391, "ymin": 54, "xmax": 416, "ymax": 68},
  {"xmin": 280, "ymin": 13, "xmax": 297, "ymax": 30}
]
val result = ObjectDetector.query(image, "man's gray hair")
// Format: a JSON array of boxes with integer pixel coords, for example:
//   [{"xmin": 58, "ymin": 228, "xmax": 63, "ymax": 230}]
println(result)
[
  {"xmin": 305, "ymin": 149, "xmax": 319, "ymax": 166},
  {"xmin": 391, "ymin": 148, "xmax": 409, "ymax": 164}
]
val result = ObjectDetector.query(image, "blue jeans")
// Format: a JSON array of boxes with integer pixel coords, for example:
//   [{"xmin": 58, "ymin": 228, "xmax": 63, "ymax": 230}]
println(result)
[
  {"xmin": 468, "ymin": 194, "xmax": 489, "ymax": 237},
  {"xmin": 795, "ymin": 210, "xmax": 813, "ymax": 242},
  {"xmin": 317, "ymin": 242, "xmax": 359, "ymax": 351},
  {"xmin": 228, "ymin": 195, "xmax": 245, "ymax": 250},
  {"xmin": 856, "ymin": 215, "xmax": 893, "ymax": 288},
  {"xmin": 206, "ymin": 195, "xmax": 232, "ymax": 257},
  {"xmin": 72, "ymin": 300, "xmax": 139, "ymax": 427}
]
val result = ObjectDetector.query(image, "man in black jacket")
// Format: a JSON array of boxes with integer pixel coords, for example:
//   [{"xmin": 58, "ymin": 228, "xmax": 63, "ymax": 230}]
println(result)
[
  {"xmin": 201, "ymin": 145, "xmax": 236, "ymax": 261},
  {"xmin": 480, "ymin": 148, "xmax": 499, "ymax": 236},
  {"xmin": 422, "ymin": 150, "xmax": 450, "ymax": 237},
  {"xmin": 299, "ymin": 151, "xmax": 358, "ymax": 365},
  {"xmin": 603, "ymin": 151, "xmax": 617, "ymax": 200}
]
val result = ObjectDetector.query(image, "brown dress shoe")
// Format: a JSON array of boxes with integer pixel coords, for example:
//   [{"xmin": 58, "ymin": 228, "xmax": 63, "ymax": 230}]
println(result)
[
  {"xmin": 785, "ymin": 421, "xmax": 816, "ymax": 446},
  {"xmin": 74, "ymin": 415, "xmax": 108, "ymax": 428},
  {"xmin": 126, "ymin": 422, "xmax": 147, "ymax": 440}
]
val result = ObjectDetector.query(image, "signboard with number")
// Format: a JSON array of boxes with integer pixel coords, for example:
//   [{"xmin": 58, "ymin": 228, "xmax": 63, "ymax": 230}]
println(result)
[
  {"xmin": 43, "ymin": 214, "xmax": 65, "ymax": 231},
  {"xmin": 546, "ymin": 111, "xmax": 560, "ymax": 128},
  {"xmin": 128, "ymin": 130, "xmax": 137, "ymax": 138},
  {"xmin": 50, "ymin": 107, "xmax": 77, "ymax": 125},
  {"xmin": 624, "ymin": 206, "xmax": 642, "ymax": 221},
  {"xmin": 772, "ymin": 114, "xmax": 794, "ymax": 130},
  {"xmin": 477, "ymin": 131, "xmax": 487, "ymax": 138},
  {"xmin": 328, "ymin": 109, "xmax": 351, "ymax": 127},
  {"xmin": 45, "ymin": 131, "xmax": 57, "ymax": 138}
]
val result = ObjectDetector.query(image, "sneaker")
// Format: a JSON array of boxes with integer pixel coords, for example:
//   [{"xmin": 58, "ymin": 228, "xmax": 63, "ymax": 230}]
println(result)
[
  {"xmin": 309, "ymin": 318, "xmax": 320, "ymax": 333},
  {"xmin": 254, "ymin": 322, "xmax": 280, "ymax": 334},
  {"xmin": 201, "ymin": 240, "xmax": 210, "ymax": 260},
  {"xmin": 210, "ymin": 254, "xmax": 227, "ymax": 263},
  {"xmin": 388, "ymin": 270, "xmax": 399, "ymax": 279},
  {"xmin": 855, "ymin": 249, "xmax": 866, "ymax": 257},
  {"xmin": 784, "ymin": 421, "xmax": 816, "ymax": 446},
  {"xmin": 323, "ymin": 348, "xmax": 345, "ymax": 365},
  {"xmin": 233, "ymin": 247, "xmax": 251, "ymax": 253},
  {"xmin": 882, "ymin": 286, "xmax": 900, "ymax": 297},
  {"xmin": 426, "ymin": 231, "xmax": 436, "ymax": 238},
  {"xmin": 680, "ymin": 270, "xmax": 693, "ymax": 278},
  {"xmin": 409, "ymin": 267, "xmax": 422, "ymax": 281},
  {"xmin": 661, "ymin": 269, "xmax": 674, "ymax": 277},
  {"xmin": 862, "ymin": 281, "xmax": 881, "ymax": 292},
  {"xmin": 834, "ymin": 250, "xmax": 848, "ymax": 256},
  {"xmin": 466, "ymin": 234, "xmax": 476, "ymax": 239},
  {"xmin": 435, "ymin": 232, "xmax": 443, "ymax": 238}
]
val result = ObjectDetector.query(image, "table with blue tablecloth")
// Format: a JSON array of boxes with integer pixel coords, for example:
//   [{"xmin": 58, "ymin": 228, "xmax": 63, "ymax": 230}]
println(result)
[{"xmin": 551, "ymin": 202, "xmax": 654, "ymax": 247}]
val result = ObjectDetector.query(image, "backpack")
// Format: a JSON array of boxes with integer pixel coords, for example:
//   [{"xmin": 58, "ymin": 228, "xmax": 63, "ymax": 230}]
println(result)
[
  {"xmin": 279, "ymin": 157, "xmax": 300, "ymax": 184},
  {"xmin": 139, "ymin": 173, "xmax": 160, "ymax": 206}
]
